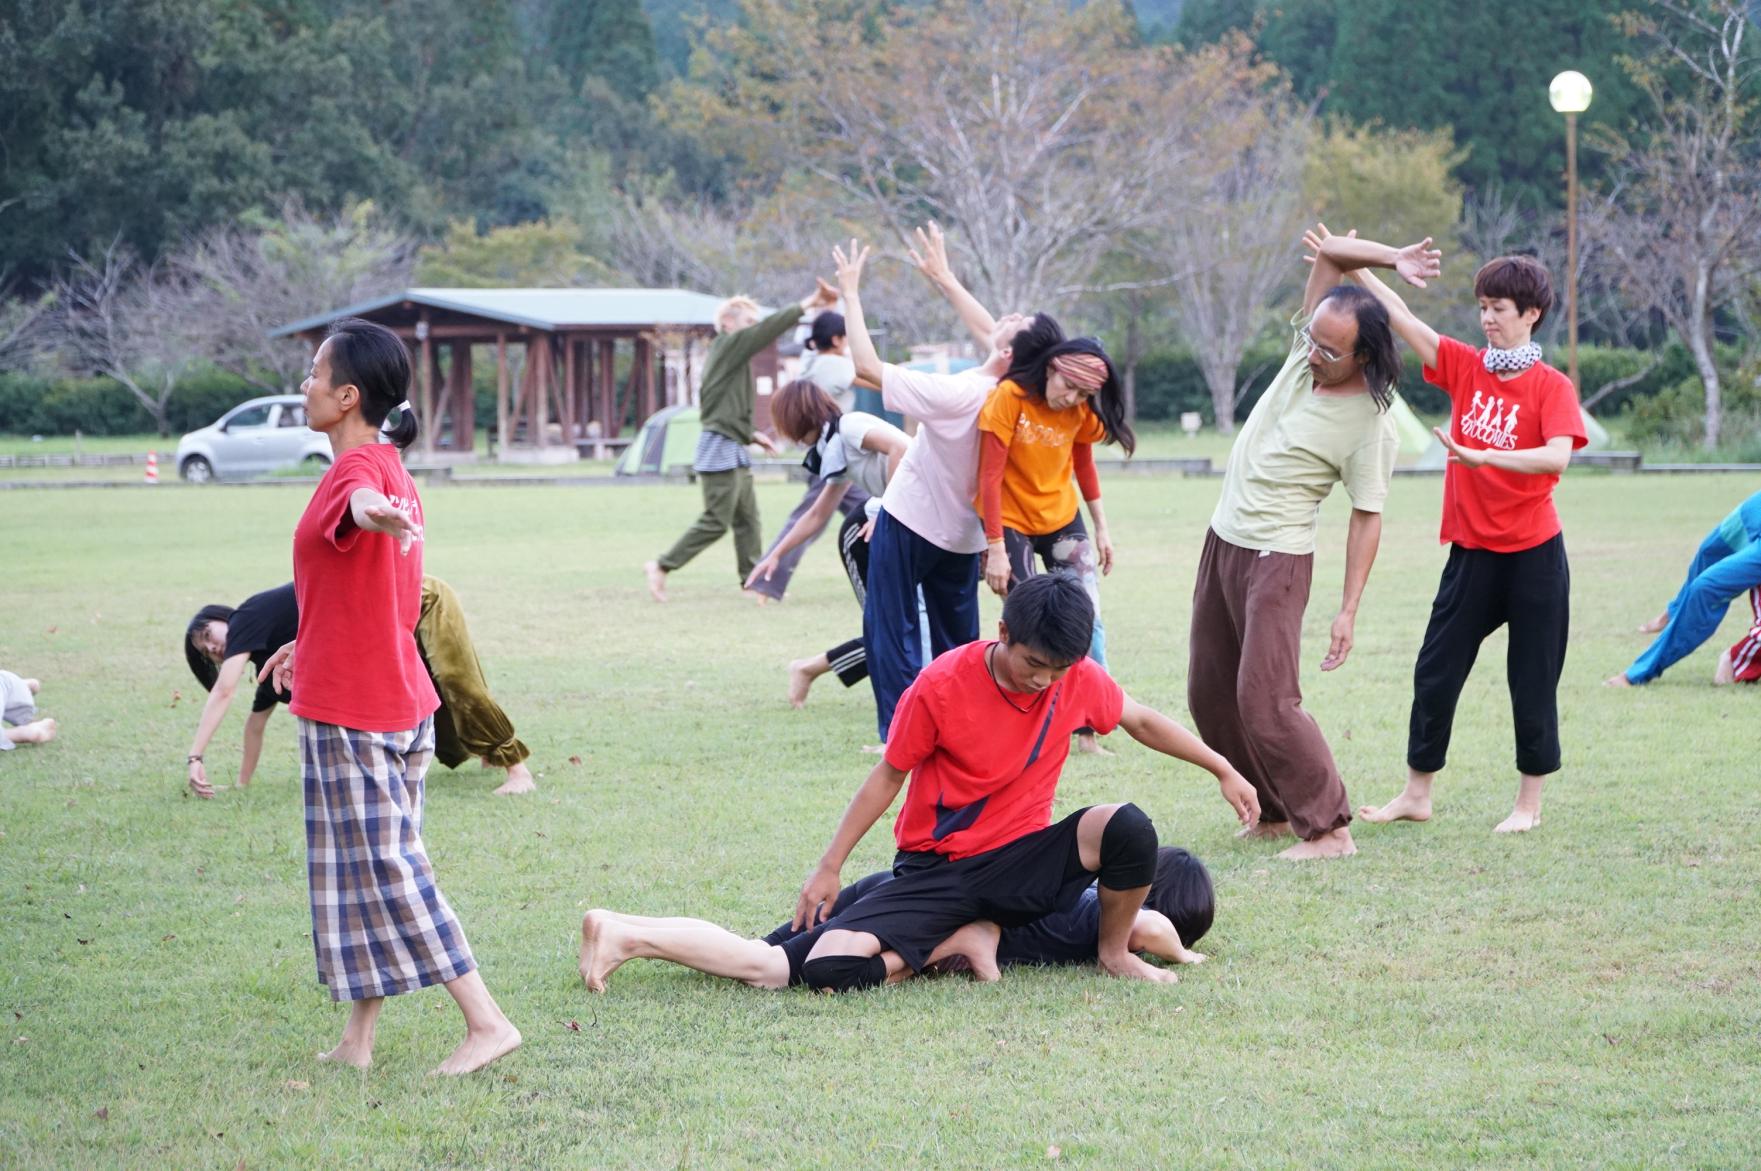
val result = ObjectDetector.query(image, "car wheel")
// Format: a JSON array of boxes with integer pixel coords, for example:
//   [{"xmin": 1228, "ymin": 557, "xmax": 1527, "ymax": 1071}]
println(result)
[
  {"xmin": 180, "ymin": 455, "xmax": 213, "ymax": 483},
  {"xmin": 301, "ymin": 453, "xmax": 331, "ymax": 473}
]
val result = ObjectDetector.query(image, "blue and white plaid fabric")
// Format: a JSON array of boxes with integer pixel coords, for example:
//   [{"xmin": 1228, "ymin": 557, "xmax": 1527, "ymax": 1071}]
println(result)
[
  {"xmin": 692, "ymin": 430, "xmax": 750, "ymax": 473},
  {"xmin": 300, "ymin": 715, "xmax": 475, "ymax": 1001}
]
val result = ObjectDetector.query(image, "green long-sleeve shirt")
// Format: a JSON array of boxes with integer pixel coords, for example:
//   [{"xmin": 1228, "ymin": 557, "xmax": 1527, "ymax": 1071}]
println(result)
[{"xmin": 698, "ymin": 304, "xmax": 803, "ymax": 444}]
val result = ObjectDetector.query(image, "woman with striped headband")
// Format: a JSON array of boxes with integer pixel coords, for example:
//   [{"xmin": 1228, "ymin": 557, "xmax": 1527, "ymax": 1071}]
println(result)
[{"xmin": 975, "ymin": 337, "xmax": 1135, "ymax": 753}]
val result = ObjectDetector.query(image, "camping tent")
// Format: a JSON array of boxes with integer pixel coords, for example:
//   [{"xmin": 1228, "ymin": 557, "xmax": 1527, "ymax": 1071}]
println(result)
[{"xmin": 617, "ymin": 405, "xmax": 701, "ymax": 476}]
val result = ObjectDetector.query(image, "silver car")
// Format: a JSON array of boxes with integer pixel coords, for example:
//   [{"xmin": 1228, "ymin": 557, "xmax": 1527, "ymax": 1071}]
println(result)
[{"xmin": 176, "ymin": 395, "xmax": 331, "ymax": 482}]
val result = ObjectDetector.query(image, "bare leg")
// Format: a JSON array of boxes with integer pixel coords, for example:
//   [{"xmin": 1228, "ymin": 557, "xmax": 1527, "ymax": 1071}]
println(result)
[
  {"xmin": 1074, "ymin": 731, "xmax": 1114, "ymax": 757},
  {"xmin": 318, "ymin": 997, "xmax": 382, "ymax": 1069},
  {"xmin": 579, "ymin": 909, "xmax": 790, "ymax": 991},
  {"xmin": 1278, "ymin": 826, "xmax": 1357, "ymax": 861},
  {"xmin": 1714, "ymin": 648, "xmax": 1736, "ymax": 685},
  {"xmin": 493, "ymin": 761, "xmax": 536, "ymax": 796},
  {"xmin": 1358, "ymin": 769, "xmax": 1434, "ymax": 824},
  {"xmin": 788, "ymin": 655, "xmax": 831, "ymax": 709},
  {"xmin": 1235, "ymin": 819, "xmax": 1294, "ymax": 840},
  {"xmin": 1637, "ymin": 609, "xmax": 1669, "ymax": 634},
  {"xmin": 3, "ymin": 718, "xmax": 56, "ymax": 746},
  {"xmin": 643, "ymin": 560, "xmax": 668, "ymax": 603},
  {"xmin": 431, "ymin": 969, "xmax": 522, "ymax": 1076},
  {"xmin": 1493, "ymin": 773, "xmax": 1545, "ymax": 833},
  {"xmin": 1076, "ymin": 805, "xmax": 1176, "ymax": 983}
]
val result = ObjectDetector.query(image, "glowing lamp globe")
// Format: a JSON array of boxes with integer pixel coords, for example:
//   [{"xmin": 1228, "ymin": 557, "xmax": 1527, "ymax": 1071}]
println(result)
[{"xmin": 1549, "ymin": 71, "xmax": 1593, "ymax": 114}]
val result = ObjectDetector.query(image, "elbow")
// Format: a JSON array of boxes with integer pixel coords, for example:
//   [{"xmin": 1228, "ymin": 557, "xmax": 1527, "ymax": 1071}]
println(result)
[{"xmin": 855, "ymin": 358, "xmax": 884, "ymax": 388}]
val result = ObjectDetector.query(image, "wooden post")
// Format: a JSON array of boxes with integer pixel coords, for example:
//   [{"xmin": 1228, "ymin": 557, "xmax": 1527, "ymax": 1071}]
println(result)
[
  {"xmin": 451, "ymin": 341, "xmax": 474, "ymax": 455},
  {"xmin": 417, "ymin": 312, "xmax": 435, "ymax": 455},
  {"xmin": 598, "ymin": 338, "xmax": 617, "ymax": 437},
  {"xmin": 562, "ymin": 334, "xmax": 578, "ymax": 444},
  {"xmin": 495, "ymin": 333, "xmax": 509, "ymax": 457},
  {"xmin": 532, "ymin": 336, "xmax": 550, "ymax": 448}
]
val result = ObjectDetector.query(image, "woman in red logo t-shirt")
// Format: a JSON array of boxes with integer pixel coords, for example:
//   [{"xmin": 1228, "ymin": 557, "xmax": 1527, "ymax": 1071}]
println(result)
[{"xmin": 259, "ymin": 319, "xmax": 520, "ymax": 1075}]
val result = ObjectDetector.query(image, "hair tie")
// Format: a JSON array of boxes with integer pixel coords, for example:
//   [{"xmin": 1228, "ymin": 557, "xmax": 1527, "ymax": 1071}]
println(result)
[{"xmin": 396, "ymin": 400, "xmax": 412, "ymax": 414}]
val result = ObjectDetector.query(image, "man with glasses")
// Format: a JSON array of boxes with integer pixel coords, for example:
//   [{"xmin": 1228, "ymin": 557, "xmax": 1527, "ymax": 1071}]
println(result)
[{"xmin": 1186, "ymin": 224, "xmax": 1439, "ymax": 860}]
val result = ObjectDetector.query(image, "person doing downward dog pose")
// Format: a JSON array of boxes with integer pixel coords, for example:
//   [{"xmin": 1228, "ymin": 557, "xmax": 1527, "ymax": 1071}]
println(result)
[
  {"xmin": 578, "ymin": 846, "xmax": 1215, "ymax": 991},
  {"xmin": 788, "ymin": 573, "xmax": 1259, "ymax": 992},
  {"xmin": 0, "ymin": 668, "xmax": 55, "ymax": 751},
  {"xmin": 259, "ymin": 317, "xmax": 519, "ymax": 1075},
  {"xmin": 1330, "ymin": 232, "xmax": 1586, "ymax": 834},
  {"xmin": 1187, "ymin": 227, "xmax": 1415, "ymax": 861},
  {"xmin": 184, "ymin": 579, "xmax": 535, "ymax": 798},
  {"xmin": 645, "ymin": 281, "xmax": 840, "ymax": 603},
  {"xmin": 747, "ymin": 312, "xmax": 872, "ymax": 602},
  {"xmin": 976, "ymin": 336, "xmax": 1134, "ymax": 755},
  {"xmin": 837, "ymin": 226, "xmax": 1066, "ymax": 743},
  {"xmin": 742, "ymin": 379, "xmax": 911, "ymax": 708},
  {"xmin": 1610, "ymin": 491, "xmax": 1761, "ymax": 688}
]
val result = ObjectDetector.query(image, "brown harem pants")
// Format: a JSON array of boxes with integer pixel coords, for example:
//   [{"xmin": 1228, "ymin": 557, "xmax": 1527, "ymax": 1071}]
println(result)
[
  {"xmin": 1186, "ymin": 529, "xmax": 1350, "ymax": 841},
  {"xmin": 415, "ymin": 578, "xmax": 531, "ymax": 770}
]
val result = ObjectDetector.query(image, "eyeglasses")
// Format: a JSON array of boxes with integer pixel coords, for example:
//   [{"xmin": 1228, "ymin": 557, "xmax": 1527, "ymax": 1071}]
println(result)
[{"xmin": 1299, "ymin": 325, "xmax": 1345, "ymax": 364}]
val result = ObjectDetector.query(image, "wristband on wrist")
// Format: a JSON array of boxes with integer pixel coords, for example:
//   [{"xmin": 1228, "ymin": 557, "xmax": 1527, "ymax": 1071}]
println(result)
[{"xmin": 187, "ymin": 754, "xmax": 203, "ymax": 763}]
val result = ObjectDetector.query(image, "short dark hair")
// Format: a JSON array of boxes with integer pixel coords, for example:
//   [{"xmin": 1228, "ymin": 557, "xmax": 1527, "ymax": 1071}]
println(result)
[
  {"xmin": 1004, "ymin": 336, "xmax": 1137, "ymax": 456},
  {"xmin": 806, "ymin": 311, "xmax": 845, "ymax": 352},
  {"xmin": 770, "ymin": 378, "xmax": 841, "ymax": 445},
  {"xmin": 325, "ymin": 317, "xmax": 418, "ymax": 450},
  {"xmin": 184, "ymin": 604, "xmax": 236, "ymax": 691},
  {"xmin": 1000, "ymin": 572, "xmax": 1093, "ymax": 664},
  {"xmin": 1003, "ymin": 312, "xmax": 1065, "ymax": 370},
  {"xmin": 1474, "ymin": 255, "xmax": 1554, "ymax": 328},
  {"xmin": 1319, "ymin": 285, "xmax": 1401, "ymax": 411},
  {"xmin": 1146, "ymin": 847, "xmax": 1214, "ymax": 946}
]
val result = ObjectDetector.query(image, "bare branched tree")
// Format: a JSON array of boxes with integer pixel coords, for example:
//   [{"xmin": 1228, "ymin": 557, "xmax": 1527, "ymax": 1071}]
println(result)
[
  {"xmin": 1589, "ymin": 0, "xmax": 1761, "ymax": 447},
  {"xmin": 0, "ymin": 269, "xmax": 55, "ymax": 374},
  {"xmin": 49, "ymin": 241, "xmax": 196, "ymax": 436}
]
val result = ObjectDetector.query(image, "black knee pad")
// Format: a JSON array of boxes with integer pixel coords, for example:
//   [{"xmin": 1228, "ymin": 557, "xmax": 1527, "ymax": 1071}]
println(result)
[
  {"xmin": 802, "ymin": 954, "xmax": 888, "ymax": 993},
  {"xmin": 1098, "ymin": 803, "xmax": 1158, "ymax": 890}
]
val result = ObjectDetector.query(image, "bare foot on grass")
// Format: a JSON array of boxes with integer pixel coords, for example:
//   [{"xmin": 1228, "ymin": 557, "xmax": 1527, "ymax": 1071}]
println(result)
[
  {"xmin": 7, "ymin": 718, "xmax": 57, "ymax": 745},
  {"xmin": 1278, "ymin": 827, "xmax": 1357, "ymax": 861},
  {"xmin": 1714, "ymin": 648, "xmax": 1736, "ymax": 685},
  {"xmin": 1358, "ymin": 787, "xmax": 1432, "ymax": 824},
  {"xmin": 643, "ymin": 561, "xmax": 668, "ymax": 603},
  {"xmin": 1494, "ymin": 807, "xmax": 1541, "ymax": 833},
  {"xmin": 431, "ymin": 1019, "xmax": 522, "ymax": 1076},
  {"xmin": 1074, "ymin": 732, "xmax": 1114, "ymax": 757},
  {"xmin": 493, "ymin": 762, "xmax": 536, "ymax": 796},
  {"xmin": 1604, "ymin": 672, "xmax": 1633, "ymax": 688},
  {"xmin": 1637, "ymin": 610, "xmax": 1668, "ymax": 634},
  {"xmin": 579, "ymin": 910, "xmax": 630, "ymax": 992},
  {"xmin": 787, "ymin": 658, "xmax": 819, "ymax": 709},
  {"xmin": 1236, "ymin": 819, "xmax": 1293, "ymax": 840},
  {"xmin": 1100, "ymin": 951, "xmax": 1179, "ymax": 983},
  {"xmin": 317, "ymin": 1040, "xmax": 373, "ymax": 1069}
]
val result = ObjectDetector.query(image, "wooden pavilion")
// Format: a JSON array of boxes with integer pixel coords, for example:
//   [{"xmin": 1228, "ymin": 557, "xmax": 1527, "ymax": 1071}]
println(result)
[{"xmin": 272, "ymin": 289, "xmax": 782, "ymax": 460}]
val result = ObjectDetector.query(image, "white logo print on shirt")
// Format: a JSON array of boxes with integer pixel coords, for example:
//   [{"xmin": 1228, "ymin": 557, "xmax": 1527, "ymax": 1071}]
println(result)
[{"xmin": 1459, "ymin": 391, "xmax": 1521, "ymax": 450}]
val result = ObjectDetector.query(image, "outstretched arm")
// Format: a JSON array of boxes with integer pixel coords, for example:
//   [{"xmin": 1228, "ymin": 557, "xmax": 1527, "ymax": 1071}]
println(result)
[
  {"xmin": 187, "ymin": 652, "xmax": 251, "ymax": 798},
  {"xmin": 745, "ymin": 481, "xmax": 853, "ymax": 588},
  {"xmin": 833, "ymin": 240, "xmax": 885, "ymax": 389},
  {"xmin": 793, "ymin": 759, "xmax": 909, "ymax": 929},
  {"xmin": 1117, "ymin": 695, "xmax": 1259, "ymax": 825},
  {"xmin": 1128, "ymin": 908, "xmax": 1207, "ymax": 965},
  {"xmin": 1304, "ymin": 224, "xmax": 1443, "ymax": 367},
  {"xmin": 907, "ymin": 222, "xmax": 997, "ymax": 348}
]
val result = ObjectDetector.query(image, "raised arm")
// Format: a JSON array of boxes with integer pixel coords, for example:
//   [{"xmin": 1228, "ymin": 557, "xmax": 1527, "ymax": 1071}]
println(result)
[
  {"xmin": 1116, "ymin": 695, "xmax": 1260, "ymax": 825},
  {"xmin": 833, "ymin": 240, "xmax": 885, "ymax": 388},
  {"xmin": 907, "ymin": 222, "xmax": 997, "ymax": 349},
  {"xmin": 1304, "ymin": 224, "xmax": 1444, "ymax": 367},
  {"xmin": 794, "ymin": 759, "xmax": 910, "ymax": 929}
]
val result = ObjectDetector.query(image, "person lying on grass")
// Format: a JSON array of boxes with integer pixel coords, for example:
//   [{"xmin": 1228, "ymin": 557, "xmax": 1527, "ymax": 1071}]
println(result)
[
  {"xmin": 0, "ymin": 668, "xmax": 55, "ymax": 751},
  {"xmin": 578, "ymin": 846, "xmax": 1215, "ymax": 991},
  {"xmin": 781, "ymin": 571, "xmax": 1257, "ymax": 993},
  {"xmin": 184, "ymin": 578, "xmax": 536, "ymax": 798}
]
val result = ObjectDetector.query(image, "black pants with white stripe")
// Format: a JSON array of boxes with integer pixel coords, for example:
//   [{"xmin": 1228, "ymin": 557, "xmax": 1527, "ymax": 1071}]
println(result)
[{"xmin": 825, "ymin": 512, "xmax": 871, "ymax": 686}]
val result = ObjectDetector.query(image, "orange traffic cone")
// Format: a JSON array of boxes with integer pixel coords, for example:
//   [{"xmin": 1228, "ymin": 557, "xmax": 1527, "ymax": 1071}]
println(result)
[{"xmin": 145, "ymin": 451, "xmax": 159, "ymax": 484}]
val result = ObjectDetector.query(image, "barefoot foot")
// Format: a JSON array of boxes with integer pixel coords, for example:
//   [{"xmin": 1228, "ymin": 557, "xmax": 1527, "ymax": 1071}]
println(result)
[
  {"xmin": 643, "ymin": 561, "xmax": 668, "ymax": 603},
  {"xmin": 1358, "ymin": 788, "xmax": 1432, "ymax": 824},
  {"xmin": 317, "ymin": 1039, "xmax": 372, "ymax": 1069},
  {"xmin": 787, "ymin": 658, "xmax": 817, "ymax": 709},
  {"xmin": 1099, "ymin": 951, "xmax": 1178, "ymax": 983},
  {"xmin": 1494, "ymin": 807, "xmax": 1541, "ymax": 833},
  {"xmin": 1714, "ymin": 648, "xmax": 1736, "ymax": 686},
  {"xmin": 1637, "ymin": 610, "xmax": 1668, "ymax": 634},
  {"xmin": 1235, "ymin": 819, "xmax": 1294, "ymax": 840},
  {"xmin": 431, "ymin": 1019, "xmax": 521, "ymax": 1076},
  {"xmin": 579, "ymin": 910, "xmax": 636, "ymax": 992},
  {"xmin": 8, "ymin": 718, "xmax": 56, "ymax": 745},
  {"xmin": 1074, "ymin": 732, "xmax": 1114, "ymax": 757},
  {"xmin": 1604, "ymin": 673, "xmax": 1634, "ymax": 688},
  {"xmin": 1278, "ymin": 827, "xmax": 1357, "ymax": 861},
  {"xmin": 493, "ymin": 762, "xmax": 536, "ymax": 796}
]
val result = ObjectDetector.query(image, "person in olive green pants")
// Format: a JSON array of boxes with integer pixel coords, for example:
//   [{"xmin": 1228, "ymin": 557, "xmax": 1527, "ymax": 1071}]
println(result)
[{"xmin": 646, "ymin": 280, "xmax": 839, "ymax": 602}]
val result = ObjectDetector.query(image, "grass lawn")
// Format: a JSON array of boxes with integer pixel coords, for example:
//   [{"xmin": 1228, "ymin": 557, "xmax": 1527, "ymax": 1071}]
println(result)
[{"xmin": 2, "ymin": 472, "xmax": 1757, "ymax": 1168}]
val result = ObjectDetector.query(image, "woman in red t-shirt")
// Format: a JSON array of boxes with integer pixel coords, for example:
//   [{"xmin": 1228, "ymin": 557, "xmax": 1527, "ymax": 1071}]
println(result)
[{"xmin": 259, "ymin": 318, "xmax": 520, "ymax": 1076}]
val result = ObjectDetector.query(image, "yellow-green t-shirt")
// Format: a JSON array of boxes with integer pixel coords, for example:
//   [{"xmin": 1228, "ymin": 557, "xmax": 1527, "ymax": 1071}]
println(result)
[{"xmin": 1209, "ymin": 313, "xmax": 1399, "ymax": 555}]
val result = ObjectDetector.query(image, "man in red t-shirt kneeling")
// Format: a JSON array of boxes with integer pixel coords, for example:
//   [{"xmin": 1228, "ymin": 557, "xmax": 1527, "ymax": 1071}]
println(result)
[{"xmin": 790, "ymin": 573, "xmax": 1260, "ymax": 990}]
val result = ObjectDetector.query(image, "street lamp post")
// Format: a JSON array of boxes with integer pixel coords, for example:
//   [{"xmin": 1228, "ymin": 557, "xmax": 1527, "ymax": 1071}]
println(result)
[{"xmin": 1549, "ymin": 70, "xmax": 1593, "ymax": 392}]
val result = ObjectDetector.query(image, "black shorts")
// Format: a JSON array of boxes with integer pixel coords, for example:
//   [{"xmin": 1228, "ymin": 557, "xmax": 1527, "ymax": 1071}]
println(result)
[
  {"xmin": 810, "ymin": 808, "xmax": 1099, "ymax": 973},
  {"xmin": 763, "ymin": 871, "xmax": 895, "ymax": 986}
]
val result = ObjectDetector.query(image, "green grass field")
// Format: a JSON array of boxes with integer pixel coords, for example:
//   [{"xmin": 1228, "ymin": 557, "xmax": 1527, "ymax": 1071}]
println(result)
[{"xmin": 2, "ymin": 473, "xmax": 1757, "ymax": 1168}]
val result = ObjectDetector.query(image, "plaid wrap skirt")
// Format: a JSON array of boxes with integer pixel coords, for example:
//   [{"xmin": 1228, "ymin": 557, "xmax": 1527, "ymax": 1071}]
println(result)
[{"xmin": 300, "ymin": 715, "xmax": 476, "ymax": 1001}]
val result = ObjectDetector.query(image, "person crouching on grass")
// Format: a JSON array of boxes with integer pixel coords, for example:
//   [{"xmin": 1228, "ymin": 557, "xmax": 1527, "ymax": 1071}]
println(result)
[
  {"xmin": 259, "ymin": 317, "xmax": 520, "ymax": 1075},
  {"xmin": 787, "ymin": 572, "xmax": 1259, "ymax": 992},
  {"xmin": 577, "ymin": 845, "xmax": 1216, "ymax": 992},
  {"xmin": 1318, "ymin": 229, "xmax": 1587, "ymax": 834}
]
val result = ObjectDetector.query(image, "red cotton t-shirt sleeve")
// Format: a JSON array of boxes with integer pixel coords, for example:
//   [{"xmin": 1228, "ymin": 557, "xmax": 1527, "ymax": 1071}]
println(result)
[
  {"xmin": 1423, "ymin": 335, "xmax": 1477, "ymax": 404},
  {"xmin": 1540, "ymin": 369, "xmax": 1589, "ymax": 449},
  {"xmin": 978, "ymin": 432, "xmax": 1009, "ymax": 541},
  {"xmin": 882, "ymin": 674, "xmax": 941, "ymax": 774},
  {"xmin": 310, "ymin": 464, "xmax": 380, "ymax": 552},
  {"xmin": 1075, "ymin": 660, "xmax": 1126, "ymax": 735}
]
